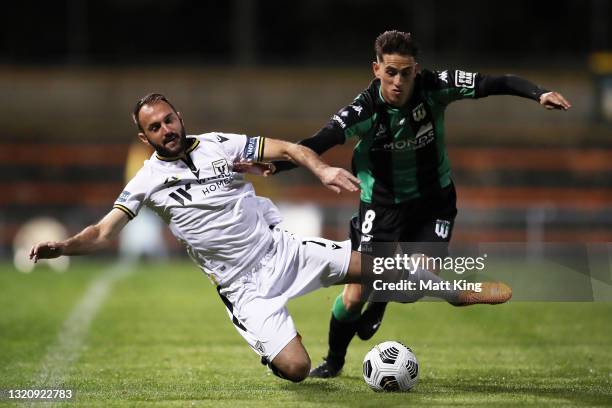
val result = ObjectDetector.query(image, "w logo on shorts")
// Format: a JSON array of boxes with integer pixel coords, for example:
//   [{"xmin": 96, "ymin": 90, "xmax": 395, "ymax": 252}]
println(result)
[{"xmin": 434, "ymin": 219, "xmax": 451, "ymax": 239}]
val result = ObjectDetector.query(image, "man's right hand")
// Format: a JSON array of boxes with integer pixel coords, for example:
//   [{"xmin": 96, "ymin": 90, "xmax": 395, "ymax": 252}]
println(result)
[
  {"xmin": 29, "ymin": 241, "xmax": 65, "ymax": 262},
  {"xmin": 233, "ymin": 160, "xmax": 276, "ymax": 177}
]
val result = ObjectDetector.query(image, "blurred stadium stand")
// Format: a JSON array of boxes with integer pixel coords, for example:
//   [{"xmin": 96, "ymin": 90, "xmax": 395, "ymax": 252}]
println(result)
[{"xmin": 1, "ymin": 0, "xmax": 611, "ymax": 258}]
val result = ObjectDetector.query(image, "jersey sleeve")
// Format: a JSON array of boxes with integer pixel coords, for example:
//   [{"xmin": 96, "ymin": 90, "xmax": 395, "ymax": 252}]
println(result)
[
  {"xmin": 329, "ymin": 89, "xmax": 377, "ymax": 140},
  {"xmin": 112, "ymin": 168, "xmax": 150, "ymax": 220},
  {"xmin": 424, "ymin": 69, "xmax": 481, "ymax": 105},
  {"xmin": 215, "ymin": 132, "xmax": 266, "ymax": 162},
  {"xmin": 273, "ymin": 88, "xmax": 375, "ymax": 173}
]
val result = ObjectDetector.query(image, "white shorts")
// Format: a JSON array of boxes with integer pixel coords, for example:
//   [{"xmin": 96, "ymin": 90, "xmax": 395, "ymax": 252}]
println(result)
[{"xmin": 217, "ymin": 228, "xmax": 352, "ymax": 362}]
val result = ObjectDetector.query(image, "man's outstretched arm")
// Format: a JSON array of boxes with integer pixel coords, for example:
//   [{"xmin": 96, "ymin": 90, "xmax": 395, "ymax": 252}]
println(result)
[
  {"xmin": 29, "ymin": 209, "xmax": 129, "ymax": 262},
  {"xmin": 272, "ymin": 126, "xmax": 346, "ymax": 174},
  {"xmin": 476, "ymin": 74, "xmax": 571, "ymax": 110},
  {"xmin": 261, "ymin": 138, "xmax": 359, "ymax": 194}
]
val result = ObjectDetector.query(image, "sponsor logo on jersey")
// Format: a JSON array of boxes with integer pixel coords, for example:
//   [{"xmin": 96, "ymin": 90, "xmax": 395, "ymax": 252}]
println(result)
[
  {"xmin": 169, "ymin": 183, "xmax": 193, "ymax": 206},
  {"xmin": 333, "ymin": 114, "xmax": 347, "ymax": 129},
  {"xmin": 216, "ymin": 135, "xmax": 229, "ymax": 143},
  {"xmin": 340, "ymin": 110, "xmax": 349, "ymax": 117},
  {"xmin": 412, "ymin": 103, "xmax": 427, "ymax": 122},
  {"xmin": 243, "ymin": 137, "xmax": 259, "ymax": 161},
  {"xmin": 117, "ymin": 190, "xmax": 131, "ymax": 203},
  {"xmin": 438, "ymin": 70, "xmax": 449, "ymax": 83},
  {"xmin": 434, "ymin": 219, "xmax": 451, "ymax": 239},
  {"xmin": 380, "ymin": 122, "xmax": 434, "ymax": 151},
  {"xmin": 350, "ymin": 104, "xmax": 364, "ymax": 116},
  {"xmin": 212, "ymin": 159, "xmax": 230, "ymax": 176},
  {"xmin": 454, "ymin": 70, "xmax": 476, "ymax": 88}
]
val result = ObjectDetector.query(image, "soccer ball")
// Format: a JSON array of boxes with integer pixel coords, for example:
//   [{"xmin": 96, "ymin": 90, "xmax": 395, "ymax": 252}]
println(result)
[{"xmin": 362, "ymin": 341, "xmax": 419, "ymax": 392}]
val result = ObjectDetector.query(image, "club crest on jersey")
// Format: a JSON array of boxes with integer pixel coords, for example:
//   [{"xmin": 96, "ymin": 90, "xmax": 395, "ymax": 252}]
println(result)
[
  {"xmin": 412, "ymin": 103, "xmax": 426, "ymax": 122},
  {"xmin": 434, "ymin": 219, "xmax": 451, "ymax": 239},
  {"xmin": 454, "ymin": 70, "xmax": 476, "ymax": 88},
  {"xmin": 212, "ymin": 159, "xmax": 230, "ymax": 176}
]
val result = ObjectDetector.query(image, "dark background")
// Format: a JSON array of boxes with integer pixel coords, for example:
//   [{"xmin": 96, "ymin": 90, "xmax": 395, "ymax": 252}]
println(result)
[{"xmin": 2, "ymin": 0, "xmax": 610, "ymax": 66}]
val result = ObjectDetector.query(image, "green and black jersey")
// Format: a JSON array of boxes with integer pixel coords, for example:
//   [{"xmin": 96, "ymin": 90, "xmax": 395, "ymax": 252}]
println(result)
[
  {"xmin": 275, "ymin": 69, "xmax": 547, "ymax": 207},
  {"xmin": 339, "ymin": 69, "xmax": 480, "ymax": 205}
]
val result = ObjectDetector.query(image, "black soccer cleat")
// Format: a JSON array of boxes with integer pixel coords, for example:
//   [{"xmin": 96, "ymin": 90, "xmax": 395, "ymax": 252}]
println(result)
[
  {"xmin": 356, "ymin": 302, "xmax": 388, "ymax": 341},
  {"xmin": 309, "ymin": 358, "xmax": 343, "ymax": 378}
]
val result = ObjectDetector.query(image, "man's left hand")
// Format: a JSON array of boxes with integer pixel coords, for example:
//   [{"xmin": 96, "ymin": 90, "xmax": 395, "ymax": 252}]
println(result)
[{"xmin": 539, "ymin": 91, "xmax": 571, "ymax": 110}]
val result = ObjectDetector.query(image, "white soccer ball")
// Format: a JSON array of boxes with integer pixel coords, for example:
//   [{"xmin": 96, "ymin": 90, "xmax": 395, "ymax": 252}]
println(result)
[{"xmin": 362, "ymin": 341, "xmax": 419, "ymax": 392}]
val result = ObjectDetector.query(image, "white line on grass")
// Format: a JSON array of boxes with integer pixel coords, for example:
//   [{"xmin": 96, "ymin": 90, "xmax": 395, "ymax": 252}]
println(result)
[{"xmin": 29, "ymin": 261, "xmax": 135, "ymax": 402}]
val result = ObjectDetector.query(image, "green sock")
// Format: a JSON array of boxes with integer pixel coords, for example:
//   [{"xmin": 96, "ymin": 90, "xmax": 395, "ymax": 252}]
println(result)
[{"xmin": 331, "ymin": 294, "xmax": 361, "ymax": 322}]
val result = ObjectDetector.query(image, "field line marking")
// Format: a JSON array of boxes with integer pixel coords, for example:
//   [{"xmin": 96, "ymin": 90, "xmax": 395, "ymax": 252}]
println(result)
[{"xmin": 29, "ymin": 261, "xmax": 135, "ymax": 397}]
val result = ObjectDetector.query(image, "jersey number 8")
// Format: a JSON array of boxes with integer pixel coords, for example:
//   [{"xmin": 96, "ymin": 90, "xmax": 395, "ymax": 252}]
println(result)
[{"xmin": 361, "ymin": 210, "xmax": 376, "ymax": 234}]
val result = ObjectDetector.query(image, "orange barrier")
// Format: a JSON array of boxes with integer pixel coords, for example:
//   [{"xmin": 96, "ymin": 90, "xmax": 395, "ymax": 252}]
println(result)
[
  {"xmin": 321, "ymin": 146, "xmax": 612, "ymax": 172},
  {"xmin": 2, "ymin": 143, "xmax": 611, "ymax": 214},
  {"xmin": 277, "ymin": 186, "xmax": 612, "ymax": 210},
  {"xmin": 0, "ymin": 144, "xmax": 127, "ymax": 166},
  {"xmin": 3, "ymin": 182, "xmax": 120, "ymax": 205}
]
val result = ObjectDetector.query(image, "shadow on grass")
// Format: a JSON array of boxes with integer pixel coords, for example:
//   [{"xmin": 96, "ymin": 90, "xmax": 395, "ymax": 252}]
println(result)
[{"xmin": 280, "ymin": 380, "xmax": 346, "ymax": 393}]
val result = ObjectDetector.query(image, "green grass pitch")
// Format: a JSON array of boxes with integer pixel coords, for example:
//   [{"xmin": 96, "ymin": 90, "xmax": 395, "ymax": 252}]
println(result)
[{"xmin": 1, "ymin": 260, "xmax": 611, "ymax": 407}]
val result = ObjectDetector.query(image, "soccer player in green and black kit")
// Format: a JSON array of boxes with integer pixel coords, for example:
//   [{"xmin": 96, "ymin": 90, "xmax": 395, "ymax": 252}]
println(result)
[{"xmin": 272, "ymin": 30, "xmax": 571, "ymax": 378}]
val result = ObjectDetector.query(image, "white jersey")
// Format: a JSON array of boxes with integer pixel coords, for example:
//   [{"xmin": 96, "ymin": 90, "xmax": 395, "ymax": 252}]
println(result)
[{"xmin": 113, "ymin": 133, "xmax": 283, "ymax": 286}]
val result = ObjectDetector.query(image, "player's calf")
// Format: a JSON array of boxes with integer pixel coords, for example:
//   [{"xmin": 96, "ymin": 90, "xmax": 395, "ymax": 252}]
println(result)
[{"xmin": 342, "ymin": 283, "xmax": 365, "ymax": 313}]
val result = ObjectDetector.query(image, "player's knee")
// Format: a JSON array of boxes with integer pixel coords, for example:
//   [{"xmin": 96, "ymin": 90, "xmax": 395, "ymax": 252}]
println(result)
[{"xmin": 281, "ymin": 357, "xmax": 311, "ymax": 382}]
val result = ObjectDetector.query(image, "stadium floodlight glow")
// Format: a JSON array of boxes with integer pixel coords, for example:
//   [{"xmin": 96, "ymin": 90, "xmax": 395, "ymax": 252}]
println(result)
[{"xmin": 13, "ymin": 217, "xmax": 70, "ymax": 273}]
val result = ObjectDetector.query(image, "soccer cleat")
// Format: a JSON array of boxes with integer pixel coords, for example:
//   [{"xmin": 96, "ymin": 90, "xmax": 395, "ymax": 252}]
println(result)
[
  {"xmin": 309, "ymin": 358, "xmax": 343, "ymax": 378},
  {"xmin": 356, "ymin": 302, "xmax": 387, "ymax": 341},
  {"xmin": 452, "ymin": 282, "xmax": 512, "ymax": 306}
]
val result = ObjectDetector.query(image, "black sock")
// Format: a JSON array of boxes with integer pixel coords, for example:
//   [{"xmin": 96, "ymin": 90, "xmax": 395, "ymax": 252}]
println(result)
[
  {"xmin": 362, "ymin": 301, "xmax": 388, "ymax": 316},
  {"xmin": 326, "ymin": 313, "xmax": 359, "ymax": 368}
]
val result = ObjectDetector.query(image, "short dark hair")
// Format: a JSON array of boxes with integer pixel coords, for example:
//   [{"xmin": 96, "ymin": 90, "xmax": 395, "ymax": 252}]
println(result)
[
  {"xmin": 132, "ymin": 93, "xmax": 179, "ymax": 132},
  {"xmin": 374, "ymin": 30, "xmax": 419, "ymax": 61}
]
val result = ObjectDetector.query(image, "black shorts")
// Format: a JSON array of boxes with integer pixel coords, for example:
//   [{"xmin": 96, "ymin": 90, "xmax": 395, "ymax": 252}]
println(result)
[{"xmin": 349, "ymin": 183, "xmax": 457, "ymax": 258}]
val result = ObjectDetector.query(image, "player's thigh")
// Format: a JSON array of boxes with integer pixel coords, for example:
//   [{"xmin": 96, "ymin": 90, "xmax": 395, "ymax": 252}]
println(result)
[
  {"xmin": 402, "ymin": 214, "xmax": 456, "ymax": 262},
  {"xmin": 350, "ymin": 203, "xmax": 403, "ymax": 251},
  {"xmin": 338, "ymin": 250, "xmax": 363, "ymax": 284}
]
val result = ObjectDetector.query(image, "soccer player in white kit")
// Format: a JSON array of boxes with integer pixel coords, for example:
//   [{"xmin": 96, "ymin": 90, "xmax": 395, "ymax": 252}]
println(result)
[{"xmin": 30, "ymin": 94, "xmax": 511, "ymax": 382}]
